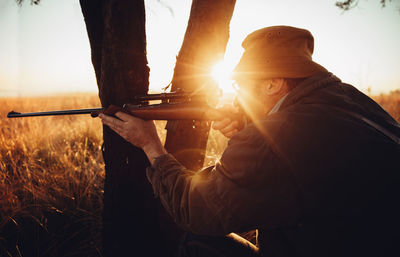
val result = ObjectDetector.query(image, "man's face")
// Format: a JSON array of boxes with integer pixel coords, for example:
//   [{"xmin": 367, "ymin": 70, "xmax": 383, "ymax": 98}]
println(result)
[
  {"xmin": 234, "ymin": 78, "xmax": 271, "ymax": 121},
  {"xmin": 234, "ymin": 78, "xmax": 287, "ymax": 121}
]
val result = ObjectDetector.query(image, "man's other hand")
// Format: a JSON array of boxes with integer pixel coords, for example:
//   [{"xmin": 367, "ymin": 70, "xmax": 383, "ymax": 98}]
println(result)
[{"xmin": 212, "ymin": 105, "xmax": 242, "ymax": 138}]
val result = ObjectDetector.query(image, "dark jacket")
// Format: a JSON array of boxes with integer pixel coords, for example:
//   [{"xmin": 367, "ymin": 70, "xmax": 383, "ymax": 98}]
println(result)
[{"xmin": 146, "ymin": 72, "xmax": 400, "ymax": 257}]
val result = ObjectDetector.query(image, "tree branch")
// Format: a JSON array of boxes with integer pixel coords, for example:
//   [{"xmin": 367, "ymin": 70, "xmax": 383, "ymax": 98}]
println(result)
[
  {"xmin": 15, "ymin": 0, "xmax": 40, "ymax": 6},
  {"xmin": 336, "ymin": 0, "xmax": 390, "ymax": 10}
]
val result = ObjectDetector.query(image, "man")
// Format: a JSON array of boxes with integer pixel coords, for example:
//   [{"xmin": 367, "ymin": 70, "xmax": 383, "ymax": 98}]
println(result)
[{"xmin": 99, "ymin": 26, "xmax": 400, "ymax": 257}]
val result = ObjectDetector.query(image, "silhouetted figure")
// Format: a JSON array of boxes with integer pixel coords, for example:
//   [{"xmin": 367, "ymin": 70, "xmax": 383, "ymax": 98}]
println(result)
[{"xmin": 100, "ymin": 26, "xmax": 400, "ymax": 257}]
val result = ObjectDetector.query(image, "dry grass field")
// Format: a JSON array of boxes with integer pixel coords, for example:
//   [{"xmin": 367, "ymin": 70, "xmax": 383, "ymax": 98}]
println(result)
[
  {"xmin": 372, "ymin": 90, "xmax": 400, "ymax": 122},
  {"xmin": 0, "ymin": 91, "xmax": 399, "ymax": 256},
  {"xmin": 0, "ymin": 93, "xmax": 229, "ymax": 256},
  {"xmin": 0, "ymin": 94, "xmax": 105, "ymax": 256}
]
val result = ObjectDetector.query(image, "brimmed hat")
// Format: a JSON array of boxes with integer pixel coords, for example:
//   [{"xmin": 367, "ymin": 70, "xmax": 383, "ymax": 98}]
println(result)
[{"xmin": 233, "ymin": 26, "xmax": 327, "ymax": 81}]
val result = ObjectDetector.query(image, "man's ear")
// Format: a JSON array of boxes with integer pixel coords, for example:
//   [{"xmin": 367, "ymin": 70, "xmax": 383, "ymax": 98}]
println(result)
[{"xmin": 264, "ymin": 78, "xmax": 285, "ymax": 96}]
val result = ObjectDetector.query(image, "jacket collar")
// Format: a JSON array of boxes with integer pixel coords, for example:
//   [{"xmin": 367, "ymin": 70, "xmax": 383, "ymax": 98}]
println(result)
[
  {"xmin": 278, "ymin": 72, "xmax": 341, "ymax": 111},
  {"xmin": 268, "ymin": 93, "xmax": 289, "ymax": 115}
]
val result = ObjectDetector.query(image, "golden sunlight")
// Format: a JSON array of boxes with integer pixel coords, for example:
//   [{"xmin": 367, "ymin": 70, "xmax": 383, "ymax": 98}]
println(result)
[{"xmin": 211, "ymin": 60, "xmax": 235, "ymax": 94}]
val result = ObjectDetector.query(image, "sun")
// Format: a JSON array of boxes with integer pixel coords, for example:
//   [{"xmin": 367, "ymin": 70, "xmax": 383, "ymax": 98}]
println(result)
[{"xmin": 211, "ymin": 60, "xmax": 235, "ymax": 94}]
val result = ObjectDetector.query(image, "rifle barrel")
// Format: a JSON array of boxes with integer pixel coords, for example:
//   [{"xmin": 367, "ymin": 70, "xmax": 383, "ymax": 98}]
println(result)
[{"xmin": 7, "ymin": 108, "xmax": 104, "ymax": 118}]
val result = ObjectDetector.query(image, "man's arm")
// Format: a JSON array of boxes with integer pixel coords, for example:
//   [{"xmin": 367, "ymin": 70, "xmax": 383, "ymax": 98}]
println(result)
[
  {"xmin": 146, "ymin": 125, "xmax": 301, "ymax": 235},
  {"xmin": 99, "ymin": 112, "xmax": 301, "ymax": 235}
]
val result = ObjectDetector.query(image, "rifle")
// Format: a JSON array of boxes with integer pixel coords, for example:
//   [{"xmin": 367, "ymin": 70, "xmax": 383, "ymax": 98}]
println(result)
[{"xmin": 7, "ymin": 90, "xmax": 244, "ymax": 125}]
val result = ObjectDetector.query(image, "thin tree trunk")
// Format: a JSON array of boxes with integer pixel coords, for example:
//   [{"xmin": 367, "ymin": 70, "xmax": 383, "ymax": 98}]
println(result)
[
  {"xmin": 159, "ymin": 1, "xmax": 237, "ymax": 251},
  {"xmin": 80, "ymin": 0, "xmax": 164, "ymax": 256},
  {"xmin": 165, "ymin": 0, "xmax": 236, "ymax": 170}
]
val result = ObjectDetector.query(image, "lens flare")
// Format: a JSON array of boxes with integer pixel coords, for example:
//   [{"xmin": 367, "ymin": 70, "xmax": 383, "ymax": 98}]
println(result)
[{"xmin": 211, "ymin": 61, "xmax": 235, "ymax": 93}]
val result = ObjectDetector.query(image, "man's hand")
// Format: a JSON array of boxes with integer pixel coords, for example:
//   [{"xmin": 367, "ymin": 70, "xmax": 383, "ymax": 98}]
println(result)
[
  {"xmin": 212, "ymin": 105, "xmax": 242, "ymax": 138},
  {"xmin": 99, "ymin": 112, "xmax": 167, "ymax": 164}
]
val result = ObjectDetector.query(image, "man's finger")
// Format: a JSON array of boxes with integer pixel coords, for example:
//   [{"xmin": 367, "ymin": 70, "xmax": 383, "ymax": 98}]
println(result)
[
  {"xmin": 225, "ymin": 129, "xmax": 238, "ymax": 138},
  {"xmin": 100, "ymin": 116, "xmax": 124, "ymax": 135},
  {"xmin": 100, "ymin": 114, "xmax": 124, "ymax": 129},
  {"xmin": 220, "ymin": 120, "xmax": 239, "ymax": 134},
  {"xmin": 115, "ymin": 111, "xmax": 137, "ymax": 121},
  {"xmin": 108, "ymin": 124, "xmax": 123, "ymax": 135},
  {"xmin": 212, "ymin": 118, "xmax": 232, "ymax": 130}
]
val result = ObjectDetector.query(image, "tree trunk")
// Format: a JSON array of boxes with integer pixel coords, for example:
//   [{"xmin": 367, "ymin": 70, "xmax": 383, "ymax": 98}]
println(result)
[
  {"xmin": 165, "ymin": 0, "xmax": 236, "ymax": 170},
  {"xmin": 160, "ymin": 0, "xmax": 237, "ymax": 252},
  {"xmin": 80, "ymin": 0, "xmax": 164, "ymax": 256}
]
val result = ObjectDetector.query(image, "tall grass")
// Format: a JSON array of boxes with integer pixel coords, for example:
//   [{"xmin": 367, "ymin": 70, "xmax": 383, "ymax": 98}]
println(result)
[
  {"xmin": 0, "ymin": 93, "xmax": 227, "ymax": 256},
  {"xmin": 0, "ymin": 94, "xmax": 105, "ymax": 256},
  {"xmin": 372, "ymin": 90, "xmax": 400, "ymax": 122},
  {"xmin": 0, "ymin": 91, "xmax": 398, "ymax": 256}
]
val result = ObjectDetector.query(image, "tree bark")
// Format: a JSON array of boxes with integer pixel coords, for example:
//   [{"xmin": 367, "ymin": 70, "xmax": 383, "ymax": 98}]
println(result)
[
  {"xmin": 80, "ymin": 0, "xmax": 164, "ymax": 256},
  {"xmin": 165, "ymin": 0, "xmax": 236, "ymax": 170}
]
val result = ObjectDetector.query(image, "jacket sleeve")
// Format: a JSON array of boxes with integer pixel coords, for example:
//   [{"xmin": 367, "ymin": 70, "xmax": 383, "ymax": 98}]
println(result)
[{"xmin": 146, "ymin": 126, "xmax": 301, "ymax": 235}]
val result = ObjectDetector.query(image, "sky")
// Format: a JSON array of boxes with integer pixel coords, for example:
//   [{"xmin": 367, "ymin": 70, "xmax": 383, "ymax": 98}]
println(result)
[{"xmin": 0, "ymin": 0, "xmax": 399, "ymax": 97}]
